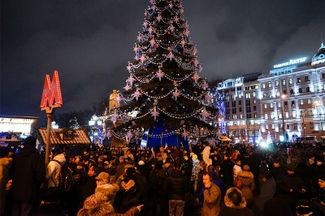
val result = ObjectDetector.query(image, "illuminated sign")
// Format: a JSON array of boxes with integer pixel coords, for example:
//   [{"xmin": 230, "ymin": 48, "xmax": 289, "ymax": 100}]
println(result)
[
  {"xmin": 273, "ymin": 57, "xmax": 307, "ymax": 68},
  {"xmin": 40, "ymin": 70, "xmax": 63, "ymax": 110}
]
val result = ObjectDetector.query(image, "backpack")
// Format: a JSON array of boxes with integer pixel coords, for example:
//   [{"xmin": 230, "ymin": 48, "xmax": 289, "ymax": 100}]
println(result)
[{"xmin": 51, "ymin": 160, "xmax": 73, "ymax": 192}]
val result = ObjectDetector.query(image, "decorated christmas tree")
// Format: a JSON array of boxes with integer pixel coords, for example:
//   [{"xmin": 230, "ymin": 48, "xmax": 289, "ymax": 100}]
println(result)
[{"xmin": 107, "ymin": 0, "xmax": 217, "ymax": 149}]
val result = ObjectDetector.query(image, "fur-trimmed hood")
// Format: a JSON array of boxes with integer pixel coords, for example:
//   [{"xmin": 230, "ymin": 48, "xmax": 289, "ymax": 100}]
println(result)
[
  {"xmin": 95, "ymin": 183, "xmax": 119, "ymax": 202},
  {"xmin": 237, "ymin": 170, "xmax": 254, "ymax": 179},
  {"xmin": 224, "ymin": 187, "xmax": 246, "ymax": 209}
]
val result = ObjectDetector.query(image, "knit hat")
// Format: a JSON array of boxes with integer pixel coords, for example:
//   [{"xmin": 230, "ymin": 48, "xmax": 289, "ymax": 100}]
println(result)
[
  {"xmin": 95, "ymin": 172, "xmax": 110, "ymax": 183},
  {"xmin": 24, "ymin": 136, "xmax": 36, "ymax": 147},
  {"xmin": 138, "ymin": 160, "xmax": 145, "ymax": 165}
]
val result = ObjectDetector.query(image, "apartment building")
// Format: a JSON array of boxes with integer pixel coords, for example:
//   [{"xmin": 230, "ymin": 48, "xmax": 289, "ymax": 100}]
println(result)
[{"xmin": 215, "ymin": 43, "xmax": 325, "ymax": 144}]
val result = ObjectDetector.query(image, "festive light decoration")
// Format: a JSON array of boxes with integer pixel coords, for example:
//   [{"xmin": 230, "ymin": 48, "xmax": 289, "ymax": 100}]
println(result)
[{"xmin": 107, "ymin": 0, "xmax": 218, "ymax": 146}]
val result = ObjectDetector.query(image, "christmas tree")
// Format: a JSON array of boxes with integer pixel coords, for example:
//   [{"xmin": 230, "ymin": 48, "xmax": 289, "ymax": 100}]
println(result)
[{"xmin": 108, "ymin": 0, "xmax": 217, "ymax": 148}]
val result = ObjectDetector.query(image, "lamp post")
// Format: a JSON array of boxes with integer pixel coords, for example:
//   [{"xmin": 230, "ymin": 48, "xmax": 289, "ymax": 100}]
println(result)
[
  {"xmin": 88, "ymin": 115, "xmax": 103, "ymax": 145},
  {"xmin": 280, "ymin": 94, "xmax": 287, "ymax": 143}
]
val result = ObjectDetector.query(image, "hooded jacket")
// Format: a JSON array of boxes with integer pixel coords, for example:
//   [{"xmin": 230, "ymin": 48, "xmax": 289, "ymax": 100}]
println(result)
[
  {"xmin": 11, "ymin": 144, "xmax": 45, "ymax": 201},
  {"xmin": 220, "ymin": 187, "xmax": 254, "ymax": 216},
  {"xmin": 46, "ymin": 153, "xmax": 66, "ymax": 187},
  {"xmin": 165, "ymin": 168, "xmax": 189, "ymax": 200}
]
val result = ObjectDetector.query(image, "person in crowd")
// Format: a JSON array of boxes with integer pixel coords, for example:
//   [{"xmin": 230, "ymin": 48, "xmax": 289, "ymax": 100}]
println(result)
[
  {"xmin": 207, "ymin": 165, "xmax": 225, "ymax": 196},
  {"xmin": 137, "ymin": 160, "xmax": 149, "ymax": 181},
  {"xmin": 114, "ymin": 167, "xmax": 142, "ymax": 214},
  {"xmin": 219, "ymin": 154, "xmax": 234, "ymax": 191},
  {"xmin": 95, "ymin": 180, "xmax": 120, "ymax": 204},
  {"xmin": 201, "ymin": 172, "xmax": 222, "ymax": 216},
  {"xmin": 248, "ymin": 149, "xmax": 261, "ymax": 195},
  {"xmin": 148, "ymin": 160, "xmax": 166, "ymax": 216},
  {"xmin": 68, "ymin": 169, "xmax": 86, "ymax": 215},
  {"xmin": 220, "ymin": 187, "xmax": 254, "ymax": 216},
  {"xmin": 0, "ymin": 151, "xmax": 13, "ymax": 215},
  {"xmin": 190, "ymin": 153, "xmax": 200, "ymax": 192},
  {"xmin": 125, "ymin": 150, "xmax": 134, "ymax": 161},
  {"xmin": 46, "ymin": 149, "xmax": 66, "ymax": 188},
  {"xmin": 311, "ymin": 156, "xmax": 325, "ymax": 200},
  {"xmin": 81, "ymin": 164, "xmax": 100, "ymax": 203},
  {"xmin": 164, "ymin": 160, "xmax": 189, "ymax": 216},
  {"xmin": 233, "ymin": 158, "xmax": 242, "ymax": 181},
  {"xmin": 78, "ymin": 192, "xmax": 143, "ymax": 216},
  {"xmin": 181, "ymin": 153, "xmax": 193, "ymax": 181},
  {"xmin": 295, "ymin": 157, "xmax": 314, "ymax": 199},
  {"xmin": 202, "ymin": 145, "xmax": 212, "ymax": 167},
  {"xmin": 164, "ymin": 157, "xmax": 174, "ymax": 176},
  {"xmin": 276, "ymin": 163, "xmax": 306, "ymax": 213},
  {"xmin": 235, "ymin": 164, "xmax": 255, "ymax": 208},
  {"xmin": 9, "ymin": 136, "xmax": 45, "ymax": 216},
  {"xmin": 95, "ymin": 171, "xmax": 110, "ymax": 186},
  {"xmin": 258, "ymin": 197, "xmax": 293, "ymax": 216},
  {"xmin": 115, "ymin": 156, "xmax": 127, "ymax": 178},
  {"xmin": 271, "ymin": 159, "xmax": 285, "ymax": 181},
  {"xmin": 295, "ymin": 199, "xmax": 324, "ymax": 216}
]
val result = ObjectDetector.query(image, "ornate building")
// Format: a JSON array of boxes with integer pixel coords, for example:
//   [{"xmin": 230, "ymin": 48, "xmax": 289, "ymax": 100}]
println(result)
[{"xmin": 215, "ymin": 43, "xmax": 325, "ymax": 144}]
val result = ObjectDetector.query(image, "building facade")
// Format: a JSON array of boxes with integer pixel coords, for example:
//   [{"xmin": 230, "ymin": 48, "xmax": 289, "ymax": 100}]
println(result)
[{"xmin": 215, "ymin": 43, "xmax": 325, "ymax": 144}]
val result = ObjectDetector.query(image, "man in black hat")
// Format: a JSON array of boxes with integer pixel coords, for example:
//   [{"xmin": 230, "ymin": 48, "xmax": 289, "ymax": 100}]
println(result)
[{"xmin": 9, "ymin": 136, "xmax": 45, "ymax": 216}]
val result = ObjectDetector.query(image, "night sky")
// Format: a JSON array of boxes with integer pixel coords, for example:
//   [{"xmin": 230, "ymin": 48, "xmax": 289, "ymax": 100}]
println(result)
[{"xmin": 1, "ymin": 0, "xmax": 324, "ymax": 125}]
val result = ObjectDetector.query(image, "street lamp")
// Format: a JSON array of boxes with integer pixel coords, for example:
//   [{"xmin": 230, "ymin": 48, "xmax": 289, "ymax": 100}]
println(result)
[
  {"xmin": 88, "ymin": 115, "xmax": 104, "ymax": 145},
  {"xmin": 280, "ymin": 94, "xmax": 287, "ymax": 143}
]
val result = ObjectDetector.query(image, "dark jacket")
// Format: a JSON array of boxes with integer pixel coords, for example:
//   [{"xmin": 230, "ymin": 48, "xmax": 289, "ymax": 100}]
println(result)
[
  {"xmin": 276, "ymin": 172, "xmax": 306, "ymax": 205},
  {"xmin": 164, "ymin": 168, "xmax": 189, "ymax": 201},
  {"xmin": 114, "ymin": 182, "xmax": 141, "ymax": 214},
  {"xmin": 11, "ymin": 145, "xmax": 45, "ymax": 201}
]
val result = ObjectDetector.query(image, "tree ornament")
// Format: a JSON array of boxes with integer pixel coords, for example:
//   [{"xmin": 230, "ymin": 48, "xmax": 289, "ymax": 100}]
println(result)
[{"xmin": 156, "ymin": 69, "xmax": 165, "ymax": 81}]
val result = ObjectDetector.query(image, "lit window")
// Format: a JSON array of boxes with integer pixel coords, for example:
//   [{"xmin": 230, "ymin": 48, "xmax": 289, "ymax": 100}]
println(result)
[
  {"xmin": 297, "ymin": 77, "xmax": 302, "ymax": 83},
  {"xmin": 305, "ymin": 76, "xmax": 309, "ymax": 82},
  {"xmin": 264, "ymin": 114, "xmax": 268, "ymax": 120},
  {"xmin": 252, "ymin": 92, "xmax": 256, "ymax": 97},
  {"xmin": 270, "ymin": 103, "xmax": 274, "ymax": 108},
  {"xmin": 253, "ymin": 99, "xmax": 256, "ymax": 104},
  {"xmin": 278, "ymin": 102, "xmax": 281, "ymax": 107},
  {"xmin": 282, "ymin": 79, "xmax": 286, "ymax": 85},
  {"xmin": 268, "ymin": 82, "xmax": 272, "ymax": 87},
  {"xmin": 275, "ymin": 81, "xmax": 279, "ymax": 86},
  {"xmin": 300, "ymin": 99, "xmax": 304, "ymax": 105},
  {"xmin": 307, "ymin": 99, "xmax": 312, "ymax": 104},
  {"xmin": 264, "ymin": 104, "xmax": 268, "ymax": 109},
  {"xmin": 262, "ymin": 83, "xmax": 266, "ymax": 88},
  {"xmin": 289, "ymin": 78, "xmax": 293, "ymax": 84}
]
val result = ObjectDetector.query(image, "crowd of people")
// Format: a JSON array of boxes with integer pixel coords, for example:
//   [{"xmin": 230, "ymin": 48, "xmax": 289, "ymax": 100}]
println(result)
[{"xmin": 0, "ymin": 136, "xmax": 325, "ymax": 216}]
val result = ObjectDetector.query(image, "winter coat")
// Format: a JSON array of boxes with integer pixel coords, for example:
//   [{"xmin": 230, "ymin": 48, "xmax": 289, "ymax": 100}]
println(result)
[
  {"xmin": 236, "ymin": 170, "xmax": 255, "ymax": 208},
  {"xmin": 276, "ymin": 172, "xmax": 306, "ymax": 206},
  {"xmin": 202, "ymin": 183, "xmax": 221, "ymax": 216},
  {"xmin": 78, "ymin": 193, "xmax": 140, "ymax": 216},
  {"xmin": 46, "ymin": 153, "xmax": 66, "ymax": 187},
  {"xmin": 11, "ymin": 145, "xmax": 45, "ymax": 201},
  {"xmin": 220, "ymin": 187, "xmax": 254, "ymax": 216},
  {"xmin": 164, "ymin": 169, "xmax": 189, "ymax": 201},
  {"xmin": 0, "ymin": 157, "xmax": 12, "ymax": 214},
  {"xmin": 220, "ymin": 159, "xmax": 234, "ymax": 190},
  {"xmin": 202, "ymin": 146, "xmax": 212, "ymax": 167},
  {"xmin": 114, "ymin": 182, "xmax": 142, "ymax": 214}
]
